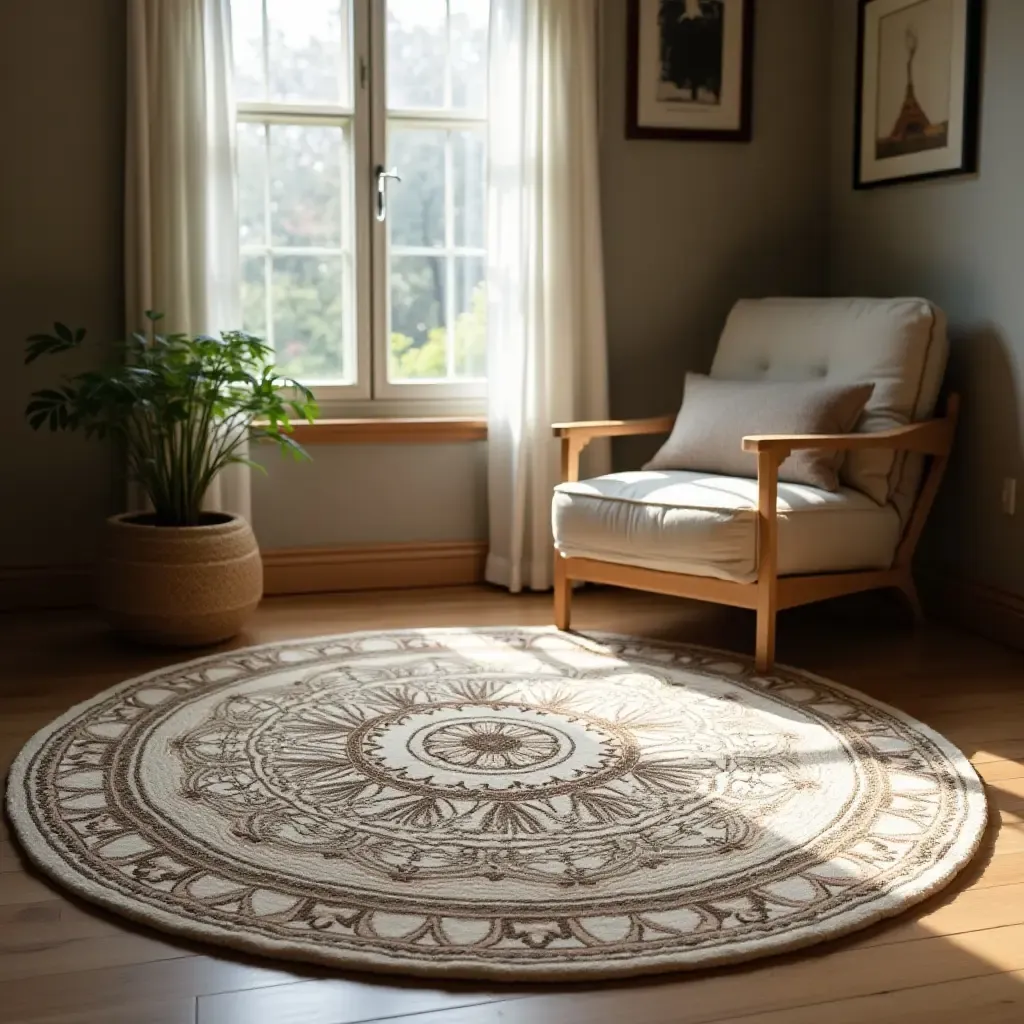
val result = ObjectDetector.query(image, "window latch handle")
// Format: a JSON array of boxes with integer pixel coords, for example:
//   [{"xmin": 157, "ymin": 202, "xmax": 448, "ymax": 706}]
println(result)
[{"xmin": 375, "ymin": 165, "xmax": 402, "ymax": 222}]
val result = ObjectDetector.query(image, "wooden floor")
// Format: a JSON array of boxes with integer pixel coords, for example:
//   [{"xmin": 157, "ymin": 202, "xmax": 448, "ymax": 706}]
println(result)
[{"xmin": 1, "ymin": 585, "xmax": 1023, "ymax": 1024}]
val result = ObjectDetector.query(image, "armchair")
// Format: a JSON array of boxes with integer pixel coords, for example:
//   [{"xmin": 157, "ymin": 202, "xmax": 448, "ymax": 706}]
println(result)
[{"xmin": 551, "ymin": 298, "xmax": 958, "ymax": 671}]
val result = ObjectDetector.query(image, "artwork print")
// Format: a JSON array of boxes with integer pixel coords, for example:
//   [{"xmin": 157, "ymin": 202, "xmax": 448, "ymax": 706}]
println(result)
[
  {"xmin": 855, "ymin": 0, "xmax": 982, "ymax": 188},
  {"xmin": 657, "ymin": 1, "xmax": 725, "ymax": 107},
  {"xmin": 627, "ymin": 0, "xmax": 754, "ymax": 141}
]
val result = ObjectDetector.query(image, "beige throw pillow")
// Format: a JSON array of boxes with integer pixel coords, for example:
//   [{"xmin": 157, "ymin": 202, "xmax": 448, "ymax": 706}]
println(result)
[{"xmin": 645, "ymin": 374, "xmax": 876, "ymax": 491}]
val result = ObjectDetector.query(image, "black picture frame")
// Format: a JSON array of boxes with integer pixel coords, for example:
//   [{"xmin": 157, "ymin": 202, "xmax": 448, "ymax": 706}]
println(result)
[
  {"xmin": 853, "ymin": 0, "xmax": 983, "ymax": 190},
  {"xmin": 626, "ymin": 0, "xmax": 755, "ymax": 143}
]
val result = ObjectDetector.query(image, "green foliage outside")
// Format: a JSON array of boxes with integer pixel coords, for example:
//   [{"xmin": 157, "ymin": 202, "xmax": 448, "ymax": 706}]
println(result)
[{"xmin": 390, "ymin": 280, "xmax": 487, "ymax": 380}]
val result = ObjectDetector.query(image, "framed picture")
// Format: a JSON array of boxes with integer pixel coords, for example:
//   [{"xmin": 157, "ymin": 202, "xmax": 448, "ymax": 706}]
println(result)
[
  {"xmin": 626, "ymin": 0, "xmax": 755, "ymax": 142},
  {"xmin": 854, "ymin": 0, "xmax": 983, "ymax": 189}
]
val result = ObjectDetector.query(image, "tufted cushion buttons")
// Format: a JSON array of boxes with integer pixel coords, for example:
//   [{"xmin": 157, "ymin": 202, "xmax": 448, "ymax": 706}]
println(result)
[{"xmin": 709, "ymin": 297, "xmax": 949, "ymax": 510}]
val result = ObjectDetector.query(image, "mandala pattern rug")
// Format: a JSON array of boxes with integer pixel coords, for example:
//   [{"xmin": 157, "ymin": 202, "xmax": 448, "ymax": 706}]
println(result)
[{"xmin": 8, "ymin": 628, "xmax": 987, "ymax": 980}]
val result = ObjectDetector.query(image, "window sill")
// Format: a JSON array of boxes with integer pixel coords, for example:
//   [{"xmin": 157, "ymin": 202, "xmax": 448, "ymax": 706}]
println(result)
[{"xmin": 280, "ymin": 417, "xmax": 488, "ymax": 445}]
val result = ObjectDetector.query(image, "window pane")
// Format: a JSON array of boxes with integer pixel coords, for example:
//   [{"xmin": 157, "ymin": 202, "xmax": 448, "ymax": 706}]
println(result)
[
  {"xmin": 389, "ymin": 255, "xmax": 446, "ymax": 380},
  {"xmin": 268, "ymin": 124, "xmax": 345, "ymax": 248},
  {"xmin": 386, "ymin": 0, "xmax": 446, "ymax": 109},
  {"xmin": 238, "ymin": 123, "xmax": 267, "ymax": 246},
  {"xmin": 450, "ymin": 0, "xmax": 489, "ymax": 112},
  {"xmin": 453, "ymin": 257, "xmax": 486, "ymax": 378},
  {"xmin": 241, "ymin": 255, "xmax": 268, "ymax": 337},
  {"xmin": 265, "ymin": 0, "xmax": 350, "ymax": 106},
  {"xmin": 389, "ymin": 129, "xmax": 445, "ymax": 249},
  {"xmin": 272, "ymin": 255, "xmax": 348, "ymax": 381},
  {"xmin": 232, "ymin": 0, "xmax": 265, "ymax": 101},
  {"xmin": 452, "ymin": 130, "xmax": 485, "ymax": 248}
]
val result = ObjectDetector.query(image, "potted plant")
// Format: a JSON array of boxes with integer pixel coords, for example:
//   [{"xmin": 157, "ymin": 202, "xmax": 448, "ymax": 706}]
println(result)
[{"xmin": 25, "ymin": 314, "xmax": 317, "ymax": 645}]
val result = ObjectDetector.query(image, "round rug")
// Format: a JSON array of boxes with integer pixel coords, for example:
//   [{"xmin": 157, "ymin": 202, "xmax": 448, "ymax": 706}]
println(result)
[{"xmin": 8, "ymin": 628, "xmax": 986, "ymax": 980}]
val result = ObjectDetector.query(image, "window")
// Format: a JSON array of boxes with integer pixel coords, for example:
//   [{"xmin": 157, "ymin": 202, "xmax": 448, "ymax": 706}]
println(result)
[{"xmin": 232, "ymin": 0, "xmax": 489, "ymax": 412}]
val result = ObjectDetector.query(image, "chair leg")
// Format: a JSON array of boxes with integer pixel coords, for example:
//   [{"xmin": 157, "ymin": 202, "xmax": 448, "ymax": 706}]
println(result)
[
  {"xmin": 553, "ymin": 551, "xmax": 572, "ymax": 631},
  {"xmin": 755, "ymin": 603, "xmax": 776, "ymax": 673},
  {"xmin": 896, "ymin": 574, "xmax": 927, "ymax": 626}
]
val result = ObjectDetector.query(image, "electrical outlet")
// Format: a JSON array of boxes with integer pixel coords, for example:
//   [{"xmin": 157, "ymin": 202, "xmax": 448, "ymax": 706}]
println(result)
[{"xmin": 1002, "ymin": 478, "xmax": 1017, "ymax": 517}]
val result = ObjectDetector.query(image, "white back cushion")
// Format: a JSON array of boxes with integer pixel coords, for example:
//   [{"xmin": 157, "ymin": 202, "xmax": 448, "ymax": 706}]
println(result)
[{"xmin": 709, "ymin": 297, "xmax": 948, "ymax": 517}]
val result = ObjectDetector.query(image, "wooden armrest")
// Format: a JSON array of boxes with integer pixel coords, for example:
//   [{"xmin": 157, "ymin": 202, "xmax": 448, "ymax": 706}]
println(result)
[
  {"xmin": 552, "ymin": 415, "xmax": 675, "ymax": 442},
  {"xmin": 554, "ymin": 415, "xmax": 675, "ymax": 484},
  {"xmin": 742, "ymin": 416, "xmax": 954, "ymax": 457}
]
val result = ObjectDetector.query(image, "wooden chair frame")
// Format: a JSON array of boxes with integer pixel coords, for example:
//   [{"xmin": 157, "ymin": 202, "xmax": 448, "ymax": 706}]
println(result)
[{"xmin": 552, "ymin": 396, "xmax": 959, "ymax": 672}]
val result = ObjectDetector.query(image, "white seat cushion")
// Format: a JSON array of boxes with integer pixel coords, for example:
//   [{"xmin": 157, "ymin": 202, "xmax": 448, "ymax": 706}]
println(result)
[{"xmin": 552, "ymin": 472, "xmax": 902, "ymax": 584}]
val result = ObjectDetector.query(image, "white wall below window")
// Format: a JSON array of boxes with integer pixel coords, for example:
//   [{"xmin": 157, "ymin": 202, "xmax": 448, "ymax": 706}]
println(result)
[{"xmin": 251, "ymin": 443, "xmax": 487, "ymax": 550}]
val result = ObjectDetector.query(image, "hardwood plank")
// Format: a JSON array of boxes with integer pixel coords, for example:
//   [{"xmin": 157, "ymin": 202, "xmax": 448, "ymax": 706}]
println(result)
[
  {"xmin": 852, "ymin": 881, "xmax": 1024, "ymax": 948},
  {"xmin": 975, "ymin": 759, "xmax": 1024, "ymax": 783},
  {"xmin": 966, "ymin": 853, "xmax": 1024, "ymax": 892},
  {"xmin": 990, "ymin": 825, "xmax": 1024, "ymax": 855},
  {"xmin": 0, "ymin": 931, "xmax": 189, "ymax": 983},
  {"xmin": 921, "ymin": 717, "xmax": 1024, "ymax": 749},
  {"xmin": 0, "ymin": 898, "xmax": 122, "ymax": 945},
  {"xmin": 197, "ymin": 977, "xmax": 516, "ymax": 1024},
  {"xmin": 0, "ymin": 840, "xmax": 19, "ymax": 874},
  {"xmin": 296, "ymin": 925, "xmax": 1024, "ymax": 1024},
  {"xmin": 690, "ymin": 969, "xmax": 1024, "ymax": 1024},
  {"xmin": 973, "ymin": 742, "xmax": 1024, "ymax": 766},
  {"xmin": 0, "ymin": 869, "xmax": 62, "ymax": 906},
  {"xmin": 897, "ymin": 693, "xmax": 1024, "ymax": 718},
  {"xmin": 21, "ymin": 1000, "xmax": 197, "ymax": 1024},
  {"xmin": 0, "ymin": 955, "xmax": 299, "ymax": 1021},
  {"xmin": 985, "ymin": 776, "xmax": 1024, "ymax": 800}
]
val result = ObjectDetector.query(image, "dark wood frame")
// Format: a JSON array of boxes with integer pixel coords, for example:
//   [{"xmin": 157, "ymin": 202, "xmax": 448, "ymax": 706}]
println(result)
[
  {"xmin": 853, "ymin": 0, "xmax": 983, "ymax": 190},
  {"xmin": 626, "ymin": 0, "xmax": 755, "ymax": 142}
]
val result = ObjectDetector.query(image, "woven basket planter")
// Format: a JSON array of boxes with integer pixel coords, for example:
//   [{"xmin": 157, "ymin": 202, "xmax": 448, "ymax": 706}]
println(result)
[{"xmin": 97, "ymin": 512, "xmax": 262, "ymax": 646}]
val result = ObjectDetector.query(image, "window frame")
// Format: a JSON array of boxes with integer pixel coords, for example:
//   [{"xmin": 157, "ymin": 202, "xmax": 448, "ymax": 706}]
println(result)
[
  {"xmin": 233, "ymin": 0, "xmax": 488, "ymax": 416},
  {"xmin": 369, "ymin": 0, "xmax": 488, "ymax": 405},
  {"xmin": 235, "ymin": 0, "xmax": 372, "ymax": 403}
]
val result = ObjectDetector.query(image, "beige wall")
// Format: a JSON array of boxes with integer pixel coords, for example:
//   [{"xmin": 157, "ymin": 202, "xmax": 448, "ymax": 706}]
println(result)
[
  {"xmin": 0, "ymin": 0, "xmax": 126, "ymax": 567},
  {"xmin": 829, "ymin": 0, "xmax": 1024, "ymax": 595},
  {"xmin": 252, "ymin": 443, "xmax": 487, "ymax": 550},
  {"xmin": 0, "ymin": 0, "xmax": 832, "ymax": 561},
  {"xmin": 601, "ymin": 0, "xmax": 832, "ymax": 466}
]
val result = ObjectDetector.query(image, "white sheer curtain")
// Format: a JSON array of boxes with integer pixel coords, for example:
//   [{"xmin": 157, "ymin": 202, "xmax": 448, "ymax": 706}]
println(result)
[
  {"xmin": 125, "ymin": 0, "xmax": 249, "ymax": 519},
  {"xmin": 485, "ymin": 0, "xmax": 611, "ymax": 592}
]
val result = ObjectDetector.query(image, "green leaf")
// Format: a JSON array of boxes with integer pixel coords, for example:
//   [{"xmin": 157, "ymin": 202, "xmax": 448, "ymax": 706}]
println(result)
[
  {"xmin": 24, "ymin": 317, "xmax": 314, "ymax": 523},
  {"xmin": 232, "ymin": 456, "xmax": 268, "ymax": 475}
]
